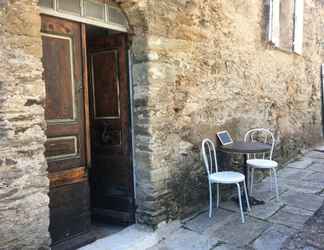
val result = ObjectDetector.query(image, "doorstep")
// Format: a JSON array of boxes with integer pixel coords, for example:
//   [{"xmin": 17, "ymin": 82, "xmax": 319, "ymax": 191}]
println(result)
[
  {"xmin": 78, "ymin": 224, "xmax": 156, "ymax": 250},
  {"xmin": 78, "ymin": 221, "xmax": 182, "ymax": 250}
]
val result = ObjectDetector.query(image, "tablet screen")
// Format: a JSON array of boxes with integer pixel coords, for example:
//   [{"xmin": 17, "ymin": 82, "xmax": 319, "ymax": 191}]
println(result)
[{"xmin": 217, "ymin": 131, "xmax": 233, "ymax": 145}]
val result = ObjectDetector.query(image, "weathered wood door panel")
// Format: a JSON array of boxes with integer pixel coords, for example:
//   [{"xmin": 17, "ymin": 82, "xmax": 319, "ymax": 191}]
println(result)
[
  {"xmin": 88, "ymin": 34, "xmax": 134, "ymax": 224},
  {"xmin": 41, "ymin": 15, "xmax": 91, "ymax": 245}
]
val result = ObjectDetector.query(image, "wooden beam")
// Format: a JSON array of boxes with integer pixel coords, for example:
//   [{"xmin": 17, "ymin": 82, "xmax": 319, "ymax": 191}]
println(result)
[
  {"xmin": 81, "ymin": 23, "xmax": 92, "ymax": 169},
  {"xmin": 49, "ymin": 167, "xmax": 87, "ymax": 188}
]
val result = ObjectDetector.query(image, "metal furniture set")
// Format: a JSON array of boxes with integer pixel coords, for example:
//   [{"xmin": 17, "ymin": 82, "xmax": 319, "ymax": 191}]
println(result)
[{"xmin": 201, "ymin": 128, "xmax": 279, "ymax": 223}]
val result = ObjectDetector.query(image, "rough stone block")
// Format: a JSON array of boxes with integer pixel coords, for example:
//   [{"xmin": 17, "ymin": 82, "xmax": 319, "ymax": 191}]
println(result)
[{"xmin": 0, "ymin": 0, "xmax": 8, "ymax": 8}]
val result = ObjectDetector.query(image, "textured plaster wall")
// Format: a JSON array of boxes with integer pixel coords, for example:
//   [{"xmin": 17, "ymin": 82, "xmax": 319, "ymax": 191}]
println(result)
[
  {"xmin": 0, "ymin": 0, "xmax": 50, "ymax": 249},
  {"xmin": 122, "ymin": 0, "xmax": 324, "ymax": 224}
]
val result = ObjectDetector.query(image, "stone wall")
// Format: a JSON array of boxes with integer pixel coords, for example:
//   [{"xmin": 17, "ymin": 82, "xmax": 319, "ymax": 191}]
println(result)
[
  {"xmin": 122, "ymin": 0, "xmax": 324, "ymax": 224},
  {"xmin": 0, "ymin": 0, "xmax": 50, "ymax": 249}
]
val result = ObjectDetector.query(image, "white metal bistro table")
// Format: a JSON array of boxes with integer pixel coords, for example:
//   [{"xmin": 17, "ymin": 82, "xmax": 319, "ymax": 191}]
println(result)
[{"xmin": 218, "ymin": 141, "xmax": 272, "ymax": 206}]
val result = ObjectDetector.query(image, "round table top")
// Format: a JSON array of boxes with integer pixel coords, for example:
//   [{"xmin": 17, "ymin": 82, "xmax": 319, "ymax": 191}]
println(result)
[{"xmin": 218, "ymin": 141, "xmax": 272, "ymax": 154}]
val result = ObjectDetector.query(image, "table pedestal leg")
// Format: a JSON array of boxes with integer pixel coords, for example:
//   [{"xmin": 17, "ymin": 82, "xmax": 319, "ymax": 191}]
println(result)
[
  {"xmin": 243, "ymin": 154, "xmax": 249, "ymax": 192},
  {"xmin": 235, "ymin": 154, "xmax": 265, "ymax": 209}
]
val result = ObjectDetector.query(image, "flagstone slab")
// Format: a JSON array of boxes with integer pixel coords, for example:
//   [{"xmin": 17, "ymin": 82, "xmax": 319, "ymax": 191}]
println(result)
[
  {"xmin": 251, "ymin": 182, "xmax": 288, "ymax": 202},
  {"xmin": 314, "ymin": 145, "xmax": 324, "ymax": 152},
  {"xmin": 308, "ymin": 163, "xmax": 324, "ymax": 173},
  {"xmin": 155, "ymin": 220, "xmax": 183, "ymax": 241},
  {"xmin": 219, "ymin": 200, "xmax": 244, "ymax": 213},
  {"xmin": 207, "ymin": 215, "xmax": 270, "ymax": 247},
  {"xmin": 280, "ymin": 191, "xmax": 324, "ymax": 212},
  {"xmin": 149, "ymin": 228, "xmax": 219, "ymax": 250},
  {"xmin": 302, "ymin": 171, "xmax": 324, "ymax": 186},
  {"xmin": 280, "ymin": 179, "xmax": 324, "ymax": 194},
  {"xmin": 286, "ymin": 158, "xmax": 313, "ymax": 169},
  {"xmin": 281, "ymin": 202, "xmax": 324, "ymax": 250},
  {"xmin": 278, "ymin": 167, "xmax": 314, "ymax": 181},
  {"xmin": 80, "ymin": 224, "xmax": 157, "ymax": 250},
  {"xmin": 184, "ymin": 208, "xmax": 234, "ymax": 234},
  {"xmin": 249, "ymin": 200, "xmax": 284, "ymax": 220},
  {"xmin": 304, "ymin": 151, "xmax": 324, "ymax": 160},
  {"xmin": 212, "ymin": 243, "xmax": 248, "ymax": 250},
  {"xmin": 269, "ymin": 206, "xmax": 313, "ymax": 230},
  {"xmin": 251, "ymin": 224, "xmax": 297, "ymax": 250}
]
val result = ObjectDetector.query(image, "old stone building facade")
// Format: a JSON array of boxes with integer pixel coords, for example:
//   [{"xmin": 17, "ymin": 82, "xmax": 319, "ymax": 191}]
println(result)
[{"xmin": 0, "ymin": 0, "xmax": 324, "ymax": 249}]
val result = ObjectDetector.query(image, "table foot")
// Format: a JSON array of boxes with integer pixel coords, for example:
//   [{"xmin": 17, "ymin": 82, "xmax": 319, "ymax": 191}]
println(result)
[
  {"xmin": 249, "ymin": 196, "xmax": 265, "ymax": 206},
  {"xmin": 232, "ymin": 194, "xmax": 265, "ymax": 211}
]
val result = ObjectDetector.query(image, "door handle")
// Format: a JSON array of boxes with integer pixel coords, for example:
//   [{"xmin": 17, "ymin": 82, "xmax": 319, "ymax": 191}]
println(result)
[{"xmin": 101, "ymin": 121, "xmax": 113, "ymax": 144}]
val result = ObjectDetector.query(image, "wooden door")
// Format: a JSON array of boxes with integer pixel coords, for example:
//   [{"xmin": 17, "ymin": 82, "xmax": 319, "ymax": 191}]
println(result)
[
  {"xmin": 41, "ymin": 15, "xmax": 91, "ymax": 246},
  {"xmin": 88, "ymin": 34, "xmax": 134, "ymax": 224}
]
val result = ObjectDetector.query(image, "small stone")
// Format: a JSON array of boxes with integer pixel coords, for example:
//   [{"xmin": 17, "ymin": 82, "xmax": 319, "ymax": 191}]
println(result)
[
  {"xmin": 0, "ymin": 0, "xmax": 8, "ymax": 9},
  {"xmin": 5, "ymin": 158, "xmax": 17, "ymax": 165}
]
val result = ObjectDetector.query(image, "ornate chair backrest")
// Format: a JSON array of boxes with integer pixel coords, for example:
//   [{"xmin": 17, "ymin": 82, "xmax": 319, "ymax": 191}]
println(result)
[
  {"xmin": 244, "ymin": 128, "xmax": 275, "ymax": 160},
  {"xmin": 201, "ymin": 139, "xmax": 218, "ymax": 177}
]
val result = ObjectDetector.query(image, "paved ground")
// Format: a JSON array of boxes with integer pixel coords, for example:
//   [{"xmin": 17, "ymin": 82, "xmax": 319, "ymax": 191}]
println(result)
[
  {"xmin": 148, "ymin": 148, "xmax": 324, "ymax": 250},
  {"xmin": 80, "ymin": 148, "xmax": 324, "ymax": 250},
  {"xmin": 281, "ymin": 202, "xmax": 324, "ymax": 250}
]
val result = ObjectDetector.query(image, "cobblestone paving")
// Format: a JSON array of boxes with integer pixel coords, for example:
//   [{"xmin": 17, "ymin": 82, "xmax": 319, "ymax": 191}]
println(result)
[{"xmin": 149, "ymin": 149, "xmax": 324, "ymax": 250}]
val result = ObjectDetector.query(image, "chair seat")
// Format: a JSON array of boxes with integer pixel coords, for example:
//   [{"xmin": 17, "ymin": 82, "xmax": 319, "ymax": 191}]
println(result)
[
  {"xmin": 209, "ymin": 171, "xmax": 245, "ymax": 184},
  {"xmin": 247, "ymin": 159, "xmax": 278, "ymax": 169}
]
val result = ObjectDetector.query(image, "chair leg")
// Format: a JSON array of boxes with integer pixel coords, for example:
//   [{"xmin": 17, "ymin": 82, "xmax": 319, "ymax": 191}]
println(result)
[
  {"xmin": 269, "ymin": 168, "xmax": 273, "ymax": 191},
  {"xmin": 209, "ymin": 182, "xmax": 213, "ymax": 218},
  {"xmin": 250, "ymin": 168, "xmax": 254, "ymax": 194},
  {"xmin": 216, "ymin": 183, "xmax": 220, "ymax": 208},
  {"xmin": 236, "ymin": 183, "xmax": 245, "ymax": 223},
  {"xmin": 272, "ymin": 168, "xmax": 279, "ymax": 202},
  {"xmin": 247, "ymin": 166, "xmax": 250, "ymax": 194},
  {"xmin": 243, "ymin": 180, "xmax": 251, "ymax": 212}
]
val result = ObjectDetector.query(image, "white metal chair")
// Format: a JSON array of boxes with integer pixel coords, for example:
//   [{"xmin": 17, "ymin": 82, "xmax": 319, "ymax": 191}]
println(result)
[
  {"xmin": 244, "ymin": 128, "xmax": 279, "ymax": 201},
  {"xmin": 201, "ymin": 138, "xmax": 251, "ymax": 223}
]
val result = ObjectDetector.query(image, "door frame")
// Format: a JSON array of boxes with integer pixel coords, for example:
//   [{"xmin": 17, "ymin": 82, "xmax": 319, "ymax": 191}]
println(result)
[
  {"xmin": 41, "ymin": 12, "xmax": 136, "ymax": 224},
  {"xmin": 87, "ymin": 32, "xmax": 136, "ymax": 223},
  {"xmin": 82, "ymin": 24, "xmax": 136, "ymax": 222}
]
